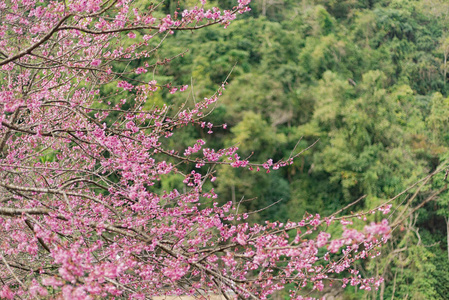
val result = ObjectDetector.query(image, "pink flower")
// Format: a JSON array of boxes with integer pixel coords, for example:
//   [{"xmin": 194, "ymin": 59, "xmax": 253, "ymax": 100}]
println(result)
[
  {"xmin": 378, "ymin": 204, "xmax": 392, "ymax": 215},
  {"xmin": 91, "ymin": 59, "xmax": 101, "ymax": 67},
  {"xmin": 0, "ymin": 285, "xmax": 14, "ymax": 299},
  {"xmin": 236, "ymin": 232, "xmax": 247, "ymax": 245},
  {"xmin": 316, "ymin": 232, "xmax": 331, "ymax": 248},
  {"xmin": 135, "ymin": 67, "xmax": 147, "ymax": 74},
  {"xmin": 364, "ymin": 219, "xmax": 390, "ymax": 236},
  {"xmin": 117, "ymin": 81, "xmax": 134, "ymax": 90},
  {"xmin": 328, "ymin": 239, "xmax": 344, "ymax": 253},
  {"xmin": 128, "ymin": 32, "xmax": 136, "ymax": 38}
]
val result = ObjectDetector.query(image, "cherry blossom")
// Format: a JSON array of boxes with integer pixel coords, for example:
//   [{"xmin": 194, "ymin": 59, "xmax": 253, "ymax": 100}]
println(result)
[{"xmin": 0, "ymin": 0, "xmax": 392, "ymax": 299}]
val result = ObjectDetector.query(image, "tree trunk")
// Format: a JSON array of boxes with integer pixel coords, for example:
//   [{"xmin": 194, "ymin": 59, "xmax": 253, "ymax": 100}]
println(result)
[{"xmin": 446, "ymin": 215, "xmax": 449, "ymax": 261}]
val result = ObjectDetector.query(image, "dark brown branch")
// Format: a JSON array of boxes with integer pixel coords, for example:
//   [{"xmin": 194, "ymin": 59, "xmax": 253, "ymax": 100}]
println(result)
[
  {"xmin": 56, "ymin": 21, "xmax": 223, "ymax": 35},
  {"xmin": 24, "ymin": 219, "xmax": 51, "ymax": 253}
]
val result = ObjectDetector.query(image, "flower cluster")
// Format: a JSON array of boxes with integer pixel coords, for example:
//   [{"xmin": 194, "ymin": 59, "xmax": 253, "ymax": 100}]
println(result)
[{"xmin": 0, "ymin": 0, "xmax": 392, "ymax": 299}]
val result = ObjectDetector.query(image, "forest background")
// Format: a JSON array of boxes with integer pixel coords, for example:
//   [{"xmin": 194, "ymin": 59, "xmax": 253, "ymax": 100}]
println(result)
[{"xmin": 111, "ymin": 0, "xmax": 449, "ymax": 298}]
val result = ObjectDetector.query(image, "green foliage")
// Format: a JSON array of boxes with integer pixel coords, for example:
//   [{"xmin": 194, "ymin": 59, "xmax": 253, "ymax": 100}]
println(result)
[{"xmin": 230, "ymin": 111, "xmax": 286, "ymax": 157}]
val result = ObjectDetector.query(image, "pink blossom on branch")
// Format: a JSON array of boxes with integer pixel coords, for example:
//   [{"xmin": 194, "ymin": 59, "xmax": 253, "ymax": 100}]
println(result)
[
  {"xmin": 91, "ymin": 59, "xmax": 102, "ymax": 67},
  {"xmin": 0, "ymin": 0, "xmax": 392, "ymax": 299}
]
